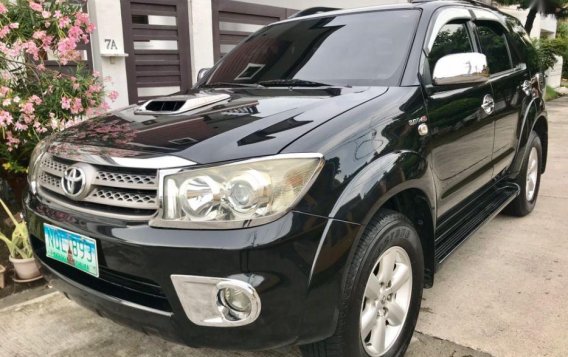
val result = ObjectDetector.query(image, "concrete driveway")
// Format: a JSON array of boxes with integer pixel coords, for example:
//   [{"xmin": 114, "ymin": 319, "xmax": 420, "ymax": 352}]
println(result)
[{"xmin": 1, "ymin": 97, "xmax": 567, "ymax": 357}]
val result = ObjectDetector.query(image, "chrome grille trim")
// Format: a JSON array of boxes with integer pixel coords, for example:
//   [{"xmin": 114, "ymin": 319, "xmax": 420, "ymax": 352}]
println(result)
[
  {"xmin": 40, "ymin": 156, "xmax": 158, "ymax": 190},
  {"xmin": 96, "ymin": 171, "xmax": 157, "ymax": 189},
  {"xmin": 88, "ymin": 188, "xmax": 157, "ymax": 209},
  {"xmin": 37, "ymin": 154, "xmax": 164, "ymax": 220},
  {"xmin": 37, "ymin": 188, "xmax": 156, "ymax": 221}
]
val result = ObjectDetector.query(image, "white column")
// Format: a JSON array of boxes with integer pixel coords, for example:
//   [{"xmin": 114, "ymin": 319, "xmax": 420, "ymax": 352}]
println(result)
[
  {"xmin": 88, "ymin": 0, "xmax": 130, "ymax": 110},
  {"xmin": 188, "ymin": 0, "xmax": 215, "ymax": 83}
]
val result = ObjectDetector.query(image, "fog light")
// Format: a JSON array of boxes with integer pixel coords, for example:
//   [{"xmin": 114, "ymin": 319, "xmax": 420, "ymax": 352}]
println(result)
[
  {"xmin": 222, "ymin": 287, "xmax": 252, "ymax": 314},
  {"xmin": 171, "ymin": 275, "xmax": 261, "ymax": 327}
]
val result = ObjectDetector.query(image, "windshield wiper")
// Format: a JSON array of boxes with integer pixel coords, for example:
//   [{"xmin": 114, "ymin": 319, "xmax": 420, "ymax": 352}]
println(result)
[
  {"xmin": 257, "ymin": 79, "xmax": 333, "ymax": 87},
  {"xmin": 203, "ymin": 82, "xmax": 264, "ymax": 88}
]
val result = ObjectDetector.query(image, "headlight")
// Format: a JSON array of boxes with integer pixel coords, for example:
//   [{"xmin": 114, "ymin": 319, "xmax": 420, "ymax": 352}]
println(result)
[
  {"xmin": 27, "ymin": 138, "xmax": 49, "ymax": 194},
  {"xmin": 150, "ymin": 153, "xmax": 324, "ymax": 229}
]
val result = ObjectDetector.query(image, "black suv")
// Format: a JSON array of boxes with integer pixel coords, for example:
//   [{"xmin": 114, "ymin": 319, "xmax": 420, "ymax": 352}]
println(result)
[{"xmin": 25, "ymin": 1, "xmax": 547, "ymax": 356}]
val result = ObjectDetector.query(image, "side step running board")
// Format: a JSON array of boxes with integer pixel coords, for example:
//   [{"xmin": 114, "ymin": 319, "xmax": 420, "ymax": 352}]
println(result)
[{"xmin": 434, "ymin": 182, "xmax": 520, "ymax": 264}]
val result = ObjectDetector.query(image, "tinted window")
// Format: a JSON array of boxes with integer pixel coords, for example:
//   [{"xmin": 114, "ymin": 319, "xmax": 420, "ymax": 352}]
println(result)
[
  {"xmin": 476, "ymin": 22, "xmax": 512, "ymax": 74},
  {"xmin": 505, "ymin": 17, "xmax": 537, "ymax": 70},
  {"xmin": 204, "ymin": 10, "xmax": 420, "ymax": 87}
]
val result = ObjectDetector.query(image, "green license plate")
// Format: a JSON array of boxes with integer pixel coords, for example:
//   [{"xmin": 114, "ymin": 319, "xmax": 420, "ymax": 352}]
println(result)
[{"xmin": 44, "ymin": 223, "xmax": 99, "ymax": 277}]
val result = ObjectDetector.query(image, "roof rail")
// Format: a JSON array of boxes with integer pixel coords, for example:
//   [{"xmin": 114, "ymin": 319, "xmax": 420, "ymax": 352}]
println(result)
[
  {"xmin": 288, "ymin": 7, "xmax": 341, "ymax": 19},
  {"xmin": 409, "ymin": 0, "xmax": 498, "ymax": 10}
]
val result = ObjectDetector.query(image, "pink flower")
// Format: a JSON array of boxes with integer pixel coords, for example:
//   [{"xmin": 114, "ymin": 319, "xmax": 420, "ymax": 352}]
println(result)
[
  {"xmin": 41, "ymin": 35, "xmax": 53, "ymax": 49},
  {"xmin": 57, "ymin": 37, "xmax": 77, "ymax": 53},
  {"xmin": 86, "ymin": 23, "xmax": 96, "ymax": 33},
  {"xmin": 22, "ymin": 113, "xmax": 35, "ymax": 124},
  {"xmin": 0, "ymin": 111, "xmax": 13, "ymax": 127},
  {"xmin": 61, "ymin": 97, "xmax": 71, "ymax": 110},
  {"xmin": 33, "ymin": 30, "xmax": 46, "ymax": 40},
  {"xmin": 29, "ymin": 1, "xmax": 43, "ymax": 12},
  {"xmin": 75, "ymin": 12, "xmax": 91, "ymax": 26},
  {"xmin": 0, "ymin": 86, "xmax": 10, "ymax": 97},
  {"xmin": 33, "ymin": 121, "xmax": 47, "ymax": 133},
  {"xmin": 42, "ymin": 11, "xmax": 51, "ymax": 19},
  {"xmin": 0, "ymin": 26, "xmax": 10, "ymax": 39},
  {"xmin": 0, "ymin": 3, "xmax": 7, "ymax": 15},
  {"xmin": 6, "ymin": 131, "xmax": 20, "ymax": 150},
  {"xmin": 29, "ymin": 95, "xmax": 42, "ymax": 105},
  {"xmin": 14, "ymin": 121, "xmax": 28, "ymax": 131},
  {"xmin": 70, "ymin": 98, "xmax": 83, "ymax": 114},
  {"xmin": 20, "ymin": 102, "xmax": 35, "ymax": 115},
  {"xmin": 23, "ymin": 41, "xmax": 40, "ymax": 60},
  {"xmin": 108, "ymin": 90, "xmax": 119, "ymax": 102},
  {"xmin": 58, "ymin": 16, "xmax": 71, "ymax": 29},
  {"xmin": 88, "ymin": 84, "xmax": 102, "ymax": 93},
  {"xmin": 3, "ymin": 98, "xmax": 11, "ymax": 106},
  {"xmin": 68, "ymin": 25, "xmax": 83, "ymax": 40},
  {"xmin": 9, "ymin": 23, "xmax": 19, "ymax": 29},
  {"xmin": 53, "ymin": 10, "xmax": 62, "ymax": 19},
  {"xmin": 37, "ymin": 64, "xmax": 46, "ymax": 71}
]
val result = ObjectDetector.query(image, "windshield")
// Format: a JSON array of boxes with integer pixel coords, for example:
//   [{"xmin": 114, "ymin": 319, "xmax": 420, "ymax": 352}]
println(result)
[{"xmin": 203, "ymin": 9, "xmax": 420, "ymax": 88}]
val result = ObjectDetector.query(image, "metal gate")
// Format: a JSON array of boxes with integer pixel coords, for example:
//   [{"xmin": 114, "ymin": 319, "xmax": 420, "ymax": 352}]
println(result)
[
  {"xmin": 212, "ymin": 0, "xmax": 298, "ymax": 61},
  {"xmin": 121, "ymin": 0, "xmax": 192, "ymax": 103}
]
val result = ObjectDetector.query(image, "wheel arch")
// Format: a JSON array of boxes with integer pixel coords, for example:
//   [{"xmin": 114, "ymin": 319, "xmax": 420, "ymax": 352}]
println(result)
[
  {"xmin": 509, "ymin": 98, "xmax": 547, "ymax": 177},
  {"xmin": 533, "ymin": 115, "xmax": 548, "ymax": 173},
  {"xmin": 308, "ymin": 151, "xmax": 437, "ymax": 290}
]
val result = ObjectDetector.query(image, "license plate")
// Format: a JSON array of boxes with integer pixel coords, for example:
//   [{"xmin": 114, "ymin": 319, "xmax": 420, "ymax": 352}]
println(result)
[{"xmin": 44, "ymin": 223, "xmax": 99, "ymax": 277}]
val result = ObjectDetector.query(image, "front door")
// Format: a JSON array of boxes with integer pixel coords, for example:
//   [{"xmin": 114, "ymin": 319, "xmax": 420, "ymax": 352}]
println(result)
[
  {"xmin": 425, "ymin": 21, "xmax": 496, "ymax": 217},
  {"xmin": 121, "ymin": 0, "xmax": 192, "ymax": 103}
]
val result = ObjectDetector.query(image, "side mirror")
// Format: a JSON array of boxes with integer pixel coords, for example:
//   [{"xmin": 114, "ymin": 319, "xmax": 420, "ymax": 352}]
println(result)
[
  {"xmin": 197, "ymin": 68, "xmax": 211, "ymax": 81},
  {"xmin": 432, "ymin": 53, "xmax": 489, "ymax": 86}
]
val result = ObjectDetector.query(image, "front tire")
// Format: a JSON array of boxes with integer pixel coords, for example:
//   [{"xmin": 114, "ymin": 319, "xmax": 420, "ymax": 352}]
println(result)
[
  {"xmin": 301, "ymin": 210, "xmax": 424, "ymax": 357},
  {"xmin": 504, "ymin": 131, "xmax": 542, "ymax": 217}
]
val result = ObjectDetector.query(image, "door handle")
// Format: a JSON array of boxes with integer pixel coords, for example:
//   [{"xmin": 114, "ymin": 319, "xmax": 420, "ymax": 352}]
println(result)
[{"xmin": 481, "ymin": 94, "xmax": 494, "ymax": 115}]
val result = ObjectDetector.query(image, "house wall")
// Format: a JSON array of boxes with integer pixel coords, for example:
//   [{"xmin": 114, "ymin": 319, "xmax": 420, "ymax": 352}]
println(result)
[
  {"xmin": 499, "ymin": 6, "xmax": 557, "ymax": 38},
  {"xmin": 87, "ymin": 0, "xmax": 130, "ymax": 110}
]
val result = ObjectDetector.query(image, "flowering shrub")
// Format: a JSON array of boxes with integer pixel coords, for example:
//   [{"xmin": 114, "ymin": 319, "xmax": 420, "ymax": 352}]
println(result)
[{"xmin": 0, "ymin": 0, "xmax": 118, "ymax": 174}]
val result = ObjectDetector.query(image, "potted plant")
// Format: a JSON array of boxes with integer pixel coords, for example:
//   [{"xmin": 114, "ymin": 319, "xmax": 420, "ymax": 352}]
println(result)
[{"xmin": 0, "ymin": 199, "xmax": 41, "ymax": 281}]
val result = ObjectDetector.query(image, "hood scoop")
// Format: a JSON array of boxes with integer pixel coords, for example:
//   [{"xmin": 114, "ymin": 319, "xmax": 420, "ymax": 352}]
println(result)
[{"xmin": 135, "ymin": 93, "xmax": 230, "ymax": 115}]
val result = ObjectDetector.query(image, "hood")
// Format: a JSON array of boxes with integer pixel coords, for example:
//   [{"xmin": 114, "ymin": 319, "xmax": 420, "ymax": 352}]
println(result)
[{"xmin": 50, "ymin": 87, "xmax": 387, "ymax": 164}]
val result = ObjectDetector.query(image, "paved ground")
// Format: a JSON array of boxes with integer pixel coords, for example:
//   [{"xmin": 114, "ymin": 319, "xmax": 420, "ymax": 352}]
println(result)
[{"xmin": 1, "ymin": 97, "xmax": 567, "ymax": 357}]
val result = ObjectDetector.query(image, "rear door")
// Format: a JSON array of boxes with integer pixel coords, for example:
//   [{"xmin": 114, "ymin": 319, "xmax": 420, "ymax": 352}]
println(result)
[
  {"xmin": 424, "ymin": 18, "xmax": 496, "ymax": 217},
  {"xmin": 473, "ymin": 17, "xmax": 531, "ymax": 177}
]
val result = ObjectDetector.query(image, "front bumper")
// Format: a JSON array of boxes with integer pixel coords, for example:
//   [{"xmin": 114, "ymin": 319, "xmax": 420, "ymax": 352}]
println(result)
[{"xmin": 25, "ymin": 193, "xmax": 360, "ymax": 350}]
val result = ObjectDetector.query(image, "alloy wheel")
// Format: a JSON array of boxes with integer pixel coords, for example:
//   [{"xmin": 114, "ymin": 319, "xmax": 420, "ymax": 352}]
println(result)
[
  {"xmin": 360, "ymin": 246, "xmax": 413, "ymax": 356},
  {"xmin": 526, "ymin": 147, "xmax": 539, "ymax": 202}
]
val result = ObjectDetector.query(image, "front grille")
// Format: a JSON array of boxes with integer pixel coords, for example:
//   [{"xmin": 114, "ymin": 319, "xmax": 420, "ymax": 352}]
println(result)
[{"xmin": 37, "ymin": 155, "xmax": 159, "ymax": 220}]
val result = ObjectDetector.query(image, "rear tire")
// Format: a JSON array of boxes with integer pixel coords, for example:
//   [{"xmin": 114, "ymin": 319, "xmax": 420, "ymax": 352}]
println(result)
[
  {"xmin": 504, "ymin": 131, "xmax": 542, "ymax": 217},
  {"xmin": 300, "ymin": 210, "xmax": 424, "ymax": 357}
]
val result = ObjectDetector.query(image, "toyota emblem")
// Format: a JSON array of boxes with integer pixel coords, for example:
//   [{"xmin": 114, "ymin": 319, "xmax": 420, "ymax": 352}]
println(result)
[{"xmin": 62, "ymin": 165, "xmax": 90, "ymax": 199}]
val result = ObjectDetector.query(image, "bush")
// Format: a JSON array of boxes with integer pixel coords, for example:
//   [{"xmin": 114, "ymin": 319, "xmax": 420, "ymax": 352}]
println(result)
[
  {"xmin": 0, "ymin": 1, "xmax": 118, "ymax": 175},
  {"xmin": 558, "ymin": 23, "xmax": 568, "ymax": 78},
  {"xmin": 533, "ymin": 37, "xmax": 567, "ymax": 71}
]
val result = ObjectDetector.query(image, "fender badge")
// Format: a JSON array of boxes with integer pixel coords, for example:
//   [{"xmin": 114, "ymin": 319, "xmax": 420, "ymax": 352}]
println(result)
[{"xmin": 408, "ymin": 115, "xmax": 428, "ymax": 126}]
